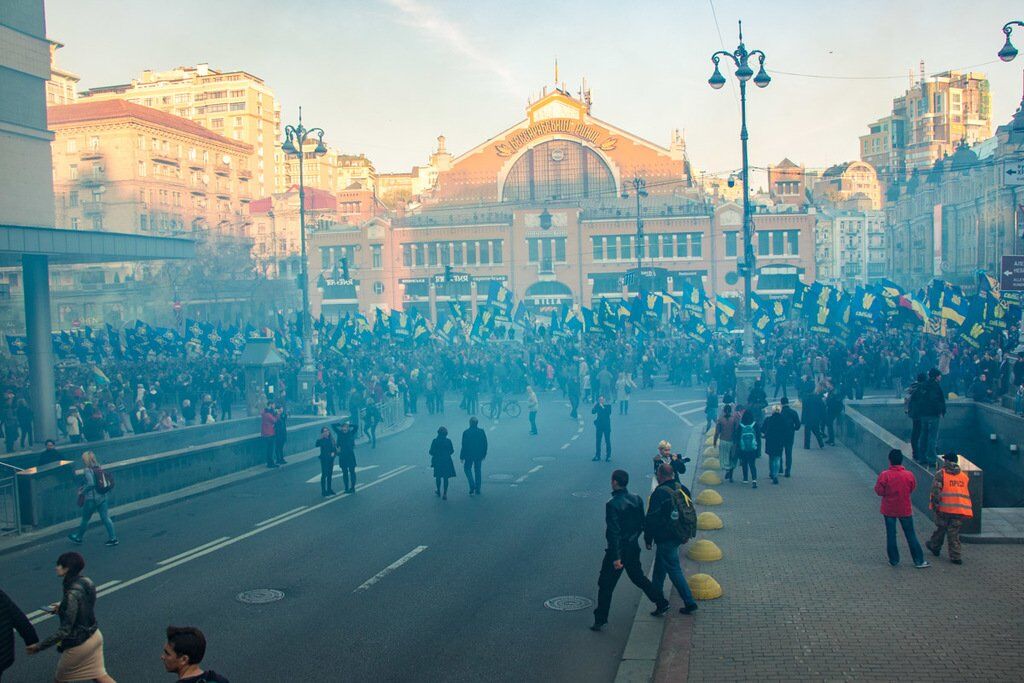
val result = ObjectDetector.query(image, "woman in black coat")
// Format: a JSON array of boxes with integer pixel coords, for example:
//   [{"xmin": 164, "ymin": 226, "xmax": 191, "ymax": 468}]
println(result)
[
  {"xmin": 332, "ymin": 422, "xmax": 358, "ymax": 493},
  {"xmin": 429, "ymin": 426, "xmax": 456, "ymax": 500},
  {"xmin": 735, "ymin": 407, "xmax": 762, "ymax": 488},
  {"xmin": 761, "ymin": 406, "xmax": 788, "ymax": 485},
  {"xmin": 315, "ymin": 426, "xmax": 336, "ymax": 497}
]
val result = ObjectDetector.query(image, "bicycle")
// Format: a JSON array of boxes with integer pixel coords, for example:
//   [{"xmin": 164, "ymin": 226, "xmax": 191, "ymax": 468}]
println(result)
[{"xmin": 480, "ymin": 398, "xmax": 521, "ymax": 419}]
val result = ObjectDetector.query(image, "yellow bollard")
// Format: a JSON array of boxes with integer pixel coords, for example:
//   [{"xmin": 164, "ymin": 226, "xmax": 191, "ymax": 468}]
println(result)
[
  {"xmin": 702, "ymin": 457, "xmax": 721, "ymax": 470},
  {"xmin": 686, "ymin": 539, "xmax": 723, "ymax": 562},
  {"xmin": 686, "ymin": 573, "xmax": 723, "ymax": 600},
  {"xmin": 696, "ymin": 489, "xmax": 723, "ymax": 506},
  {"xmin": 697, "ymin": 511, "xmax": 723, "ymax": 530},
  {"xmin": 698, "ymin": 471, "xmax": 722, "ymax": 486},
  {"xmin": 704, "ymin": 435, "xmax": 714, "ymax": 446}
]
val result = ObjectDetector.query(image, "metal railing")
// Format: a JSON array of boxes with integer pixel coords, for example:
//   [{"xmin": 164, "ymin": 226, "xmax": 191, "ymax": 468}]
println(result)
[{"xmin": 0, "ymin": 462, "xmax": 23, "ymax": 537}]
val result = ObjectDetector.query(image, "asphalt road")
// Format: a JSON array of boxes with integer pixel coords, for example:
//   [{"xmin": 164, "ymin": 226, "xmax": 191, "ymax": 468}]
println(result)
[{"xmin": 0, "ymin": 386, "xmax": 700, "ymax": 682}]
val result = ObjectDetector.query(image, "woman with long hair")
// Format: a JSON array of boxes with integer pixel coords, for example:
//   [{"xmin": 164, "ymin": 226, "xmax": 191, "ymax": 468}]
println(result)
[
  {"xmin": 68, "ymin": 452, "xmax": 117, "ymax": 547},
  {"xmin": 27, "ymin": 551, "xmax": 115, "ymax": 682},
  {"xmin": 429, "ymin": 426, "xmax": 456, "ymax": 499}
]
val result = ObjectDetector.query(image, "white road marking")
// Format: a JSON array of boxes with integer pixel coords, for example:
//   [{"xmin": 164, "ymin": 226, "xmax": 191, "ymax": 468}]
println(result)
[
  {"xmin": 570, "ymin": 434, "xmax": 580, "ymax": 441},
  {"xmin": 515, "ymin": 465, "xmax": 544, "ymax": 483},
  {"xmin": 255, "ymin": 506, "xmax": 307, "ymax": 527},
  {"xmin": 158, "ymin": 537, "xmax": 232, "ymax": 566},
  {"xmin": 560, "ymin": 443, "xmax": 570, "ymax": 450},
  {"xmin": 28, "ymin": 466, "xmax": 417, "ymax": 626},
  {"xmin": 490, "ymin": 426, "xmax": 497, "ymax": 431},
  {"xmin": 305, "ymin": 465, "xmax": 379, "ymax": 484},
  {"xmin": 353, "ymin": 545, "xmax": 428, "ymax": 593},
  {"xmin": 679, "ymin": 407, "xmax": 705, "ymax": 416},
  {"xmin": 668, "ymin": 400, "xmax": 704, "ymax": 409},
  {"xmin": 658, "ymin": 400, "xmax": 694, "ymax": 426},
  {"xmin": 96, "ymin": 580, "xmax": 123, "ymax": 597},
  {"xmin": 376, "ymin": 465, "xmax": 408, "ymax": 479}
]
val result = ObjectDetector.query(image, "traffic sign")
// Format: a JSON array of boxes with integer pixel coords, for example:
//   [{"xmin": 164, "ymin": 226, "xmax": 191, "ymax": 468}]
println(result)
[
  {"xmin": 1004, "ymin": 161, "xmax": 1024, "ymax": 186},
  {"xmin": 172, "ymin": 301, "xmax": 182, "ymax": 311},
  {"xmin": 1000, "ymin": 255, "xmax": 1024, "ymax": 291}
]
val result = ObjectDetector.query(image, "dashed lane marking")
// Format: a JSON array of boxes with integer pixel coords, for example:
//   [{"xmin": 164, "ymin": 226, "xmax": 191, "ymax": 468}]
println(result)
[
  {"xmin": 158, "ymin": 537, "xmax": 232, "ymax": 565},
  {"xmin": 658, "ymin": 400, "xmax": 694, "ymax": 426},
  {"xmin": 305, "ymin": 465, "xmax": 378, "ymax": 484},
  {"xmin": 255, "ymin": 506, "xmax": 307, "ymax": 527},
  {"xmin": 560, "ymin": 443, "xmax": 570, "ymax": 450},
  {"xmin": 514, "ymin": 465, "xmax": 544, "ymax": 483},
  {"xmin": 28, "ymin": 465, "xmax": 417, "ymax": 626},
  {"xmin": 353, "ymin": 545, "xmax": 428, "ymax": 593},
  {"xmin": 570, "ymin": 434, "xmax": 580, "ymax": 441}
]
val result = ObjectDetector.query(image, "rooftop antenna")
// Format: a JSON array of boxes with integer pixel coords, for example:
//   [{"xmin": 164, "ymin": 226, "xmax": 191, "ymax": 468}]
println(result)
[
  {"xmin": 919, "ymin": 59, "xmax": 925, "ymax": 85},
  {"xmin": 554, "ymin": 58, "xmax": 559, "ymax": 84}
]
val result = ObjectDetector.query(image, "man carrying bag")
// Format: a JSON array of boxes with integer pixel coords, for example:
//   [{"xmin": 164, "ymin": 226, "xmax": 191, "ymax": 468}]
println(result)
[{"xmin": 645, "ymin": 463, "xmax": 700, "ymax": 615}]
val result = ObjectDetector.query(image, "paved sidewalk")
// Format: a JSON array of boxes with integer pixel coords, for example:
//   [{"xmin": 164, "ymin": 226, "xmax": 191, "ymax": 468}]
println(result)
[{"xmin": 657, "ymin": 436, "xmax": 1024, "ymax": 682}]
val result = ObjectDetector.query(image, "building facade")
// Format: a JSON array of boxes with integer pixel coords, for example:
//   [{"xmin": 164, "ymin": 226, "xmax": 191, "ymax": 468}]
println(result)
[
  {"xmin": 79, "ymin": 63, "xmax": 280, "ymax": 198},
  {"xmin": 45, "ymin": 41, "xmax": 79, "ymax": 106},
  {"xmin": 813, "ymin": 160, "xmax": 882, "ymax": 210},
  {"xmin": 305, "ymin": 87, "xmax": 816, "ymax": 319},
  {"xmin": 861, "ymin": 69, "xmax": 992, "ymax": 181},
  {"xmin": 49, "ymin": 100, "xmax": 254, "ymax": 235},
  {"xmin": 813, "ymin": 201, "xmax": 888, "ymax": 289},
  {"xmin": 888, "ymin": 103, "xmax": 1024, "ymax": 290}
]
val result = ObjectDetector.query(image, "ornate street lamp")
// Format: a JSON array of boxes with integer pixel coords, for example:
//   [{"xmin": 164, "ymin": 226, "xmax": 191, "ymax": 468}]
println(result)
[
  {"xmin": 708, "ymin": 20, "xmax": 771, "ymax": 381},
  {"xmin": 281, "ymin": 107, "xmax": 327, "ymax": 410},
  {"xmin": 998, "ymin": 20, "xmax": 1022, "ymax": 62}
]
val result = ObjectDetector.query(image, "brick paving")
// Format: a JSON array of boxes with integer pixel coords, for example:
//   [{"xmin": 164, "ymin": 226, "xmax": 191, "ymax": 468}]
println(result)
[{"xmin": 664, "ymin": 436, "xmax": 1024, "ymax": 682}]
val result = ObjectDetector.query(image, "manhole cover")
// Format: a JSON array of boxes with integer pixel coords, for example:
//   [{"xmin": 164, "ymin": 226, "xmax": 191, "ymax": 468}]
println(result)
[
  {"xmin": 544, "ymin": 596, "xmax": 594, "ymax": 611},
  {"xmin": 236, "ymin": 589, "xmax": 284, "ymax": 604},
  {"xmin": 488, "ymin": 473, "xmax": 514, "ymax": 481},
  {"xmin": 533, "ymin": 456, "xmax": 556, "ymax": 462}
]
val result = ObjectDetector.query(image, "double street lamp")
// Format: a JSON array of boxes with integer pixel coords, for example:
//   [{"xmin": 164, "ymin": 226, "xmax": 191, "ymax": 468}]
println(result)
[
  {"xmin": 281, "ymin": 109, "xmax": 327, "ymax": 408},
  {"xmin": 708, "ymin": 20, "xmax": 771, "ymax": 375},
  {"xmin": 621, "ymin": 176, "xmax": 648, "ymax": 291}
]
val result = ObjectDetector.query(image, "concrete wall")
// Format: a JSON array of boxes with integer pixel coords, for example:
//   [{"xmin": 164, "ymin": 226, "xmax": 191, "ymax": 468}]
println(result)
[
  {"xmin": 17, "ymin": 416, "xmax": 336, "ymax": 529},
  {"xmin": 850, "ymin": 399, "xmax": 1024, "ymax": 508}
]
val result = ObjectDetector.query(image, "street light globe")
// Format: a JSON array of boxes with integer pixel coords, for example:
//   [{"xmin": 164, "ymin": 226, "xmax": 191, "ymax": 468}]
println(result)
[
  {"xmin": 735, "ymin": 62, "xmax": 754, "ymax": 81},
  {"xmin": 281, "ymin": 138, "xmax": 297, "ymax": 155},
  {"xmin": 708, "ymin": 66, "xmax": 726, "ymax": 89},
  {"xmin": 314, "ymin": 141, "xmax": 328, "ymax": 155},
  {"xmin": 998, "ymin": 36, "xmax": 1018, "ymax": 62},
  {"xmin": 753, "ymin": 66, "xmax": 771, "ymax": 88}
]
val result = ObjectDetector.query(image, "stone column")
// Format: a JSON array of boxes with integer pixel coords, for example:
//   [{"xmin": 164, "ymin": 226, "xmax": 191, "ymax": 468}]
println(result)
[
  {"xmin": 428, "ymin": 281, "xmax": 437, "ymax": 323},
  {"xmin": 23, "ymin": 254, "xmax": 57, "ymax": 441}
]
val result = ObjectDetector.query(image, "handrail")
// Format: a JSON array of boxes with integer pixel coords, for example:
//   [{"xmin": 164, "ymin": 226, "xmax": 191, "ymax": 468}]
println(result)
[{"xmin": 0, "ymin": 461, "xmax": 25, "ymax": 473}]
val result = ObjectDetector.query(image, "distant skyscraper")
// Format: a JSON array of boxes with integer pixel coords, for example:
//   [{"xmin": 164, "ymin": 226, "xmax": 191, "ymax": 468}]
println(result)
[
  {"xmin": 860, "ymin": 69, "xmax": 991, "ymax": 181},
  {"xmin": 79, "ymin": 63, "xmax": 280, "ymax": 199}
]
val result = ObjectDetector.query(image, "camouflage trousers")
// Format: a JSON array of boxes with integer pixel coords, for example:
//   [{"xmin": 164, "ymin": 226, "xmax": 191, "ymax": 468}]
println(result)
[{"xmin": 927, "ymin": 512, "xmax": 964, "ymax": 561}]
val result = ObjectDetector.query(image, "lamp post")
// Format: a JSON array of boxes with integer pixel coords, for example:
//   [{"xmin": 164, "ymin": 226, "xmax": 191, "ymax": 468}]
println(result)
[
  {"xmin": 620, "ymin": 177, "xmax": 648, "ymax": 291},
  {"xmin": 998, "ymin": 20, "xmax": 1022, "ymax": 62},
  {"xmin": 281, "ymin": 108, "xmax": 327, "ymax": 411},
  {"xmin": 708, "ymin": 20, "xmax": 771, "ymax": 384}
]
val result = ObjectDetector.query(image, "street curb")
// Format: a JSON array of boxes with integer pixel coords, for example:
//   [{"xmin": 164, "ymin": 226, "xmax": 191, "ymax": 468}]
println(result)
[
  {"xmin": 0, "ymin": 416, "xmax": 414, "ymax": 557},
  {"xmin": 613, "ymin": 417, "xmax": 703, "ymax": 683}
]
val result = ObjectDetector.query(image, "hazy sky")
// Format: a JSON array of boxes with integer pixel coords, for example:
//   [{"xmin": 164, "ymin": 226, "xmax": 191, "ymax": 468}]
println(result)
[{"xmin": 47, "ymin": 0, "xmax": 1024, "ymax": 181}]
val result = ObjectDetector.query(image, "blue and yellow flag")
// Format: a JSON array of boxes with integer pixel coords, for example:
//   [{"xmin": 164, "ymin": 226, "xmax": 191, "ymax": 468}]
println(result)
[
  {"xmin": 715, "ymin": 295, "xmax": 737, "ymax": 329},
  {"xmin": 486, "ymin": 281, "xmax": 515, "ymax": 318}
]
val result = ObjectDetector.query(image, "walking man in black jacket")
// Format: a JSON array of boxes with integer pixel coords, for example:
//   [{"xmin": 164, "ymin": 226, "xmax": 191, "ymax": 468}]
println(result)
[
  {"xmin": 591, "ymin": 470, "xmax": 669, "ymax": 631},
  {"xmin": 460, "ymin": 416, "xmax": 488, "ymax": 495},
  {"xmin": 0, "ymin": 587, "xmax": 38, "ymax": 680},
  {"xmin": 645, "ymin": 464, "xmax": 699, "ymax": 615},
  {"xmin": 779, "ymin": 397, "xmax": 801, "ymax": 477}
]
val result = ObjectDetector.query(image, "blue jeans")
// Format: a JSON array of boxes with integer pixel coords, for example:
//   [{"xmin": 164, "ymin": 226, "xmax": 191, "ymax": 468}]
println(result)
[
  {"xmin": 917, "ymin": 416, "xmax": 940, "ymax": 466},
  {"xmin": 76, "ymin": 498, "xmax": 116, "ymax": 541},
  {"xmin": 463, "ymin": 460, "xmax": 481, "ymax": 492},
  {"xmin": 768, "ymin": 453, "xmax": 782, "ymax": 479},
  {"xmin": 651, "ymin": 541, "xmax": 697, "ymax": 608},
  {"xmin": 528, "ymin": 411, "xmax": 537, "ymax": 434},
  {"xmin": 884, "ymin": 515, "xmax": 924, "ymax": 566}
]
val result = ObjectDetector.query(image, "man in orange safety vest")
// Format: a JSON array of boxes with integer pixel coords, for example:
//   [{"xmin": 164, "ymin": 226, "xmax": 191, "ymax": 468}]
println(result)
[{"xmin": 926, "ymin": 453, "xmax": 973, "ymax": 564}]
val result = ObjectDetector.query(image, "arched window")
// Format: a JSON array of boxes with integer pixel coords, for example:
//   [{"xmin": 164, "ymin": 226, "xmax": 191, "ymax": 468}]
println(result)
[{"xmin": 502, "ymin": 140, "xmax": 615, "ymax": 203}]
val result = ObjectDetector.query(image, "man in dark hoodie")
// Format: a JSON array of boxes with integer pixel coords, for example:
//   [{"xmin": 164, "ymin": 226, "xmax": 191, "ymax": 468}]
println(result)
[
  {"xmin": 915, "ymin": 368, "xmax": 946, "ymax": 468},
  {"xmin": 161, "ymin": 625, "xmax": 230, "ymax": 682}
]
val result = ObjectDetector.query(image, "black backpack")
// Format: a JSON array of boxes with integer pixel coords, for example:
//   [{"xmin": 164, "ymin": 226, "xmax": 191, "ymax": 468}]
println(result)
[{"xmin": 93, "ymin": 466, "xmax": 115, "ymax": 494}]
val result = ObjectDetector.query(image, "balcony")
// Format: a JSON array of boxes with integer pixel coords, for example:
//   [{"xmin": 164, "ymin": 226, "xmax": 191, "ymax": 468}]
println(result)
[
  {"xmin": 82, "ymin": 201, "xmax": 103, "ymax": 214},
  {"xmin": 214, "ymin": 163, "xmax": 231, "ymax": 176},
  {"xmin": 79, "ymin": 148, "xmax": 103, "ymax": 161},
  {"xmin": 152, "ymin": 152, "xmax": 180, "ymax": 166},
  {"xmin": 187, "ymin": 159, "xmax": 205, "ymax": 170},
  {"xmin": 79, "ymin": 172, "xmax": 106, "ymax": 187},
  {"xmin": 237, "ymin": 169, "xmax": 252, "ymax": 179}
]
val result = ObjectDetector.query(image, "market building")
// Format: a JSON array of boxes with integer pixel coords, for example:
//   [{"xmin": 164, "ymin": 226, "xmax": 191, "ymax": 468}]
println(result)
[{"xmin": 307, "ymin": 85, "xmax": 816, "ymax": 319}]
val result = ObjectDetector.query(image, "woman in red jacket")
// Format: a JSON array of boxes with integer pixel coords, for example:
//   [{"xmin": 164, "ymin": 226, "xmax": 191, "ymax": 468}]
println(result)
[{"xmin": 873, "ymin": 449, "xmax": 930, "ymax": 568}]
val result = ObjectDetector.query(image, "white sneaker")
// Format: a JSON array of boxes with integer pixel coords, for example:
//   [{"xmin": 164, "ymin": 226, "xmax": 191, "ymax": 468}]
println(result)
[{"xmin": 914, "ymin": 561, "xmax": 931, "ymax": 569}]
